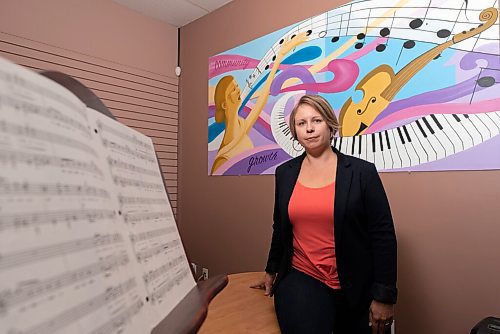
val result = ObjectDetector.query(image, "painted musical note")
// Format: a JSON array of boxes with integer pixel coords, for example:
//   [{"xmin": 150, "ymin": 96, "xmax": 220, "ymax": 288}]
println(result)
[
  {"xmin": 376, "ymin": 21, "xmax": 393, "ymax": 52},
  {"xmin": 470, "ymin": 67, "xmax": 499, "ymax": 103},
  {"xmin": 409, "ymin": 0, "xmax": 432, "ymax": 29},
  {"xmin": 355, "ymin": 9, "xmax": 376, "ymax": 50}
]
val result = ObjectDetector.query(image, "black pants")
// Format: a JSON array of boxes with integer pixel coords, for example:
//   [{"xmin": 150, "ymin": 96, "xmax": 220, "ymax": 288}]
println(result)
[{"xmin": 274, "ymin": 268, "xmax": 371, "ymax": 334}]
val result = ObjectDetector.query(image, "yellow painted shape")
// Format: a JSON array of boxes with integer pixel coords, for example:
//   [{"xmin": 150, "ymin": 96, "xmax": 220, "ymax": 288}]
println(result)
[
  {"xmin": 339, "ymin": 65, "xmax": 394, "ymax": 136},
  {"xmin": 208, "ymin": 85, "xmax": 216, "ymax": 105}
]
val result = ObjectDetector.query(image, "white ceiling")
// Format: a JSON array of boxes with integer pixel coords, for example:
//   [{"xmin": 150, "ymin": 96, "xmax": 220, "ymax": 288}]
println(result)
[{"xmin": 113, "ymin": 0, "xmax": 233, "ymax": 27}]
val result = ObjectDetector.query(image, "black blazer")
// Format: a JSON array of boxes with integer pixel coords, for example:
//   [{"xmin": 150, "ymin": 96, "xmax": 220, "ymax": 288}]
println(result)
[{"xmin": 265, "ymin": 147, "xmax": 397, "ymax": 308}]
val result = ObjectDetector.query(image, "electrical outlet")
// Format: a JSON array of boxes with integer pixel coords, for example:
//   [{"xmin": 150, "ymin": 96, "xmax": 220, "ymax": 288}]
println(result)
[{"xmin": 202, "ymin": 268, "xmax": 209, "ymax": 280}]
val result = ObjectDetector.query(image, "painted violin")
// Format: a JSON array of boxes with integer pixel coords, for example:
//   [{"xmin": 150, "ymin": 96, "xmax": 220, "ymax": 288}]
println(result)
[{"xmin": 339, "ymin": 7, "xmax": 498, "ymax": 137}]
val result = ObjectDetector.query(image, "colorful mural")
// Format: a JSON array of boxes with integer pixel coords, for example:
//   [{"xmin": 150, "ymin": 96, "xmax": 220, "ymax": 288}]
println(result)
[{"xmin": 208, "ymin": 0, "xmax": 500, "ymax": 175}]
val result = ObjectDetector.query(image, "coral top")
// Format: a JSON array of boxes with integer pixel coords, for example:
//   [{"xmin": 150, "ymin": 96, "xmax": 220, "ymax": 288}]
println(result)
[{"xmin": 288, "ymin": 181, "xmax": 341, "ymax": 290}]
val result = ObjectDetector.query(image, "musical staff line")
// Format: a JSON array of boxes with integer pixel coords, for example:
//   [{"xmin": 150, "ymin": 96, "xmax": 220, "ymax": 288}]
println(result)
[
  {"xmin": 287, "ymin": 19, "xmax": 498, "ymax": 38},
  {"xmin": 0, "ymin": 93, "xmax": 90, "ymax": 136},
  {"xmin": 88, "ymin": 299, "xmax": 144, "ymax": 334},
  {"xmin": 0, "ymin": 150, "xmax": 104, "ymax": 176},
  {"xmin": 130, "ymin": 227, "xmax": 177, "ymax": 244},
  {"xmin": 102, "ymin": 138, "xmax": 156, "ymax": 163},
  {"xmin": 344, "ymin": 0, "xmax": 492, "ymax": 11},
  {"xmin": 123, "ymin": 211, "xmax": 171, "ymax": 224},
  {"xmin": 143, "ymin": 254, "xmax": 186, "ymax": 284},
  {"xmin": 446, "ymin": 2, "xmax": 465, "ymax": 42},
  {"xmin": 97, "ymin": 120, "xmax": 153, "ymax": 152},
  {"xmin": 17, "ymin": 278, "xmax": 137, "ymax": 334},
  {"xmin": 150, "ymin": 268, "xmax": 190, "ymax": 304},
  {"xmin": 0, "ymin": 253, "xmax": 129, "ymax": 312},
  {"xmin": 135, "ymin": 239, "xmax": 181, "ymax": 263},
  {"xmin": 0, "ymin": 120, "xmax": 98, "ymax": 157},
  {"xmin": 0, "ymin": 209, "xmax": 116, "ymax": 232},
  {"xmin": 0, "ymin": 70, "xmax": 87, "ymax": 119},
  {"xmin": 342, "ymin": 3, "xmax": 495, "ymax": 14},
  {"xmin": 346, "ymin": 3, "xmax": 353, "ymax": 34},
  {"xmin": 108, "ymin": 157, "xmax": 160, "ymax": 177},
  {"xmin": 113, "ymin": 175, "xmax": 164, "ymax": 190},
  {"xmin": 0, "ymin": 234, "xmax": 123, "ymax": 271},
  {"xmin": 118, "ymin": 195, "xmax": 166, "ymax": 206},
  {"xmin": 0, "ymin": 181, "xmax": 110, "ymax": 198}
]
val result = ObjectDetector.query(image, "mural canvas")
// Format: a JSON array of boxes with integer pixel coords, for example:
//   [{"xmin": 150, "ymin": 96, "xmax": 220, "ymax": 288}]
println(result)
[{"xmin": 208, "ymin": 0, "xmax": 500, "ymax": 175}]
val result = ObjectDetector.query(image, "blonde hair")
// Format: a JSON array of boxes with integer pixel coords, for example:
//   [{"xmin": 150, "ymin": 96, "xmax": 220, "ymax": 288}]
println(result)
[
  {"xmin": 289, "ymin": 94, "xmax": 339, "ymax": 140},
  {"xmin": 214, "ymin": 75, "xmax": 234, "ymax": 123}
]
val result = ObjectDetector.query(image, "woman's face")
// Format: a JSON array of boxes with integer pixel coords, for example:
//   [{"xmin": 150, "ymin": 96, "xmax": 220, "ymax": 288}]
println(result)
[
  {"xmin": 225, "ymin": 80, "xmax": 241, "ymax": 109},
  {"xmin": 294, "ymin": 104, "xmax": 331, "ymax": 152}
]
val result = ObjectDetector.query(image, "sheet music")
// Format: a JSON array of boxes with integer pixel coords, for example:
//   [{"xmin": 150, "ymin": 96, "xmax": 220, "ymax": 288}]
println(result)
[
  {"xmin": 0, "ymin": 57, "xmax": 195, "ymax": 334},
  {"xmin": 86, "ymin": 108, "xmax": 195, "ymax": 323}
]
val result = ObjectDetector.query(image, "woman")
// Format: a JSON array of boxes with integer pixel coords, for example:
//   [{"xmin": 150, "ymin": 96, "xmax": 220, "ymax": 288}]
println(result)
[
  {"xmin": 251, "ymin": 95, "xmax": 397, "ymax": 334},
  {"xmin": 210, "ymin": 32, "xmax": 308, "ymax": 175}
]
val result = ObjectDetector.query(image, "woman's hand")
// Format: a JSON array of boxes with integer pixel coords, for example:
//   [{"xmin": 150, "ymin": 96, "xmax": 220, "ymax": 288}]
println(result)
[
  {"xmin": 369, "ymin": 300, "xmax": 394, "ymax": 334},
  {"xmin": 277, "ymin": 31, "xmax": 308, "ymax": 58},
  {"xmin": 249, "ymin": 272, "xmax": 276, "ymax": 296}
]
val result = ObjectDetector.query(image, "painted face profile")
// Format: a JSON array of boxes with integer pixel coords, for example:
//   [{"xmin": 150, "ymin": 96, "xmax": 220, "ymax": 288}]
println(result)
[
  {"xmin": 210, "ymin": 32, "xmax": 309, "ymax": 174},
  {"xmin": 225, "ymin": 80, "xmax": 241, "ymax": 107},
  {"xmin": 214, "ymin": 76, "xmax": 239, "ymax": 123}
]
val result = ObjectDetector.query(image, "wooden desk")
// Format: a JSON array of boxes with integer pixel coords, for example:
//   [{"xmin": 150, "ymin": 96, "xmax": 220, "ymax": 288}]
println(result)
[{"xmin": 198, "ymin": 272, "xmax": 280, "ymax": 334}]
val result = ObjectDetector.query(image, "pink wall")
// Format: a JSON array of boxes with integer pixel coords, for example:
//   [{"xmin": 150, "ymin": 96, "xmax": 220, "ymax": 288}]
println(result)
[
  {"xmin": 0, "ymin": 0, "xmax": 178, "ymax": 76},
  {"xmin": 179, "ymin": 0, "xmax": 500, "ymax": 333}
]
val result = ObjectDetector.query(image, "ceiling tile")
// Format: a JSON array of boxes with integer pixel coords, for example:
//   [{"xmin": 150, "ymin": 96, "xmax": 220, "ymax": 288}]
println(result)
[
  {"xmin": 114, "ymin": 0, "xmax": 209, "ymax": 27},
  {"xmin": 188, "ymin": 0, "xmax": 232, "ymax": 12}
]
